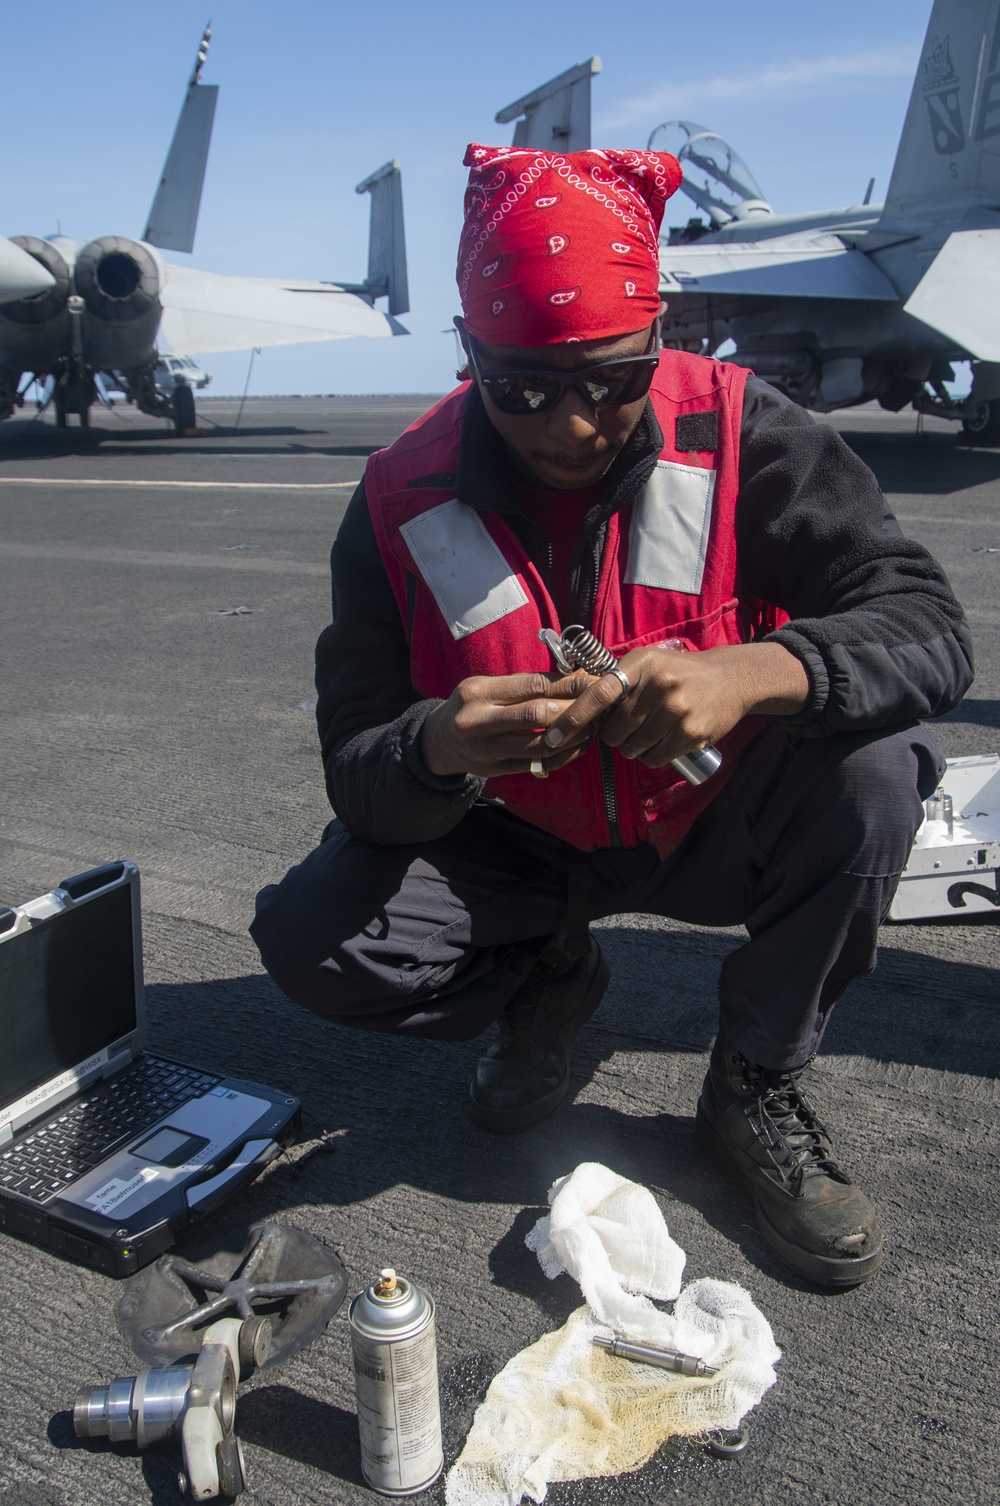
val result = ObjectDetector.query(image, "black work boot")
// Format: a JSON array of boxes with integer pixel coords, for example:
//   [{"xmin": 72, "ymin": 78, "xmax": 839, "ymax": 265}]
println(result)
[
  {"xmin": 696, "ymin": 1032, "xmax": 883, "ymax": 1287},
  {"xmin": 469, "ymin": 937, "xmax": 610, "ymax": 1133}
]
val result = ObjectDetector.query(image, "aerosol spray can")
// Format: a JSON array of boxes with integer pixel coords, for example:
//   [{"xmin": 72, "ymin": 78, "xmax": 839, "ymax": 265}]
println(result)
[{"xmin": 349, "ymin": 1267, "xmax": 443, "ymax": 1495}]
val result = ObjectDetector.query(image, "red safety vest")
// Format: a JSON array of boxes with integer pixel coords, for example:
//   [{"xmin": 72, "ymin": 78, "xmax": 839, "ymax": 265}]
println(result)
[{"xmin": 366, "ymin": 350, "xmax": 782, "ymax": 856}]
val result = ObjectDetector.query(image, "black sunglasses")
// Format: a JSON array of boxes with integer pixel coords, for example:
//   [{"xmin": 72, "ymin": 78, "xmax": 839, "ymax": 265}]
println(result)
[{"xmin": 466, "ymin": 329, "xmax": 661, "ymax": 416}]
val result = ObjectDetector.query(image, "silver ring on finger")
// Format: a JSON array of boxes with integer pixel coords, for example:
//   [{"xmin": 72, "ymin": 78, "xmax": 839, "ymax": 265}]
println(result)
[{"xmin": 604, "ymin": 666, "xmax": 631, "ymax": 697}]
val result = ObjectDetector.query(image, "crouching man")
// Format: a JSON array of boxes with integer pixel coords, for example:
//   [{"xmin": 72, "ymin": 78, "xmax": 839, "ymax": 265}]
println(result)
[{"xmin": 251, "ymin": 144, "xmax": 972, "ymax": 1288}]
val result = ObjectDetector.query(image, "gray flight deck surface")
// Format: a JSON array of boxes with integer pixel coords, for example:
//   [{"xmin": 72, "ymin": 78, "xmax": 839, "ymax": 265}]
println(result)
[{"xmin": 0, "ymin": 396, "xmax": 996, "ymax": 1506}]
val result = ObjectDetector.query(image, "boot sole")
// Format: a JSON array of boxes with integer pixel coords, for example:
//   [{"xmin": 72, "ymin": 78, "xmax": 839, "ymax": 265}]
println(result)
[
  {"xmin": 695, "ymin": 1100, "xmax": 883, "ymax": 1288},
  {"xmin": 469, "ymin": 948, "xmax": 611, "ymax": 1134}
]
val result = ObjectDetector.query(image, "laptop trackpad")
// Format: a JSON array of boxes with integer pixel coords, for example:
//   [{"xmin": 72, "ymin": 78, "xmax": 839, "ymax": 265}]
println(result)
[{"xmin": 132, "ymin": 1126, "xmax": 209, "ymax": 1168}]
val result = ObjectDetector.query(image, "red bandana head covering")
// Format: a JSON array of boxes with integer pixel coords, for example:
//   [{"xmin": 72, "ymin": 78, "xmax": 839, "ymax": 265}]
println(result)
[{"xmin": 457, "ymin": 144, "xmax": 682, "ymax": 347}]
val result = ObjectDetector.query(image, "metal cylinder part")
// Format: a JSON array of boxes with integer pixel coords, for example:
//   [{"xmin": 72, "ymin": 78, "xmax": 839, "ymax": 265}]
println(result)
[
  {"xmin": 349, "ymin": 1267, "xmax": 443, "ymax": 1496},
  {"xmin": 238, "ymin": 1314, "xmax": 272, "ymax": 1374},
  {"xmin": 925, "ymin": 792, "xmax": 954, "ymax": 839},
  {"xmin": 73, "ymin": 1365, "xmax": 192, "ymax": 1446},
  {"xmin": 133, "ymin": 1367, "xmax": 194, "ymax": 1448},
  {"xmin": 592, "ymin": 1333, "xmax": 719, "ymax": 1377},
  {"xmin": 74, "ymin": 1376, "xmax": 136, "ymax": 1443},
  {"xmin": 670, "ymin": 746, "xmax": 724, "ymax": 785}
]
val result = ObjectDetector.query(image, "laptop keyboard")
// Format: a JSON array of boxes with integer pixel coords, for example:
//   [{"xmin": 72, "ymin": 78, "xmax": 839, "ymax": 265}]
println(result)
[{"xmin": 0, "ymin": 1056, "xmax": 220, "ymax": 1202}]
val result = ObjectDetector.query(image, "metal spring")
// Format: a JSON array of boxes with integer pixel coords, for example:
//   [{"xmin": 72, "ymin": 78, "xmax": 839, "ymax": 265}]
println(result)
[{"xmin": 559, "ymin": 625, "xmax": 617, "ymax": 676}]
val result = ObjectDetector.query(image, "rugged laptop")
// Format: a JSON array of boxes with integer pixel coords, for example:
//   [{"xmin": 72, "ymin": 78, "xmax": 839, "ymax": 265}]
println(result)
[{"xmin": 0, "ymin": 861, "xmax": 300, "ymax": 1276}]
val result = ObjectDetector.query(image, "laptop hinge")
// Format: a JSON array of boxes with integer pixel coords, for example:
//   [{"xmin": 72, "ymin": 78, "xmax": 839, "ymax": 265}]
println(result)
[{"xmin": 102, "ymin": 1047, "xmax": 134, "ymax": 1079}]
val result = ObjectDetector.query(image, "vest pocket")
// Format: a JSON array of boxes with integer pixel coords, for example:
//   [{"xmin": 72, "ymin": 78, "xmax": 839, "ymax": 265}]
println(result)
[{"xmin": 608, "ymin": 597, "xmax": 741, "ymax": 659}]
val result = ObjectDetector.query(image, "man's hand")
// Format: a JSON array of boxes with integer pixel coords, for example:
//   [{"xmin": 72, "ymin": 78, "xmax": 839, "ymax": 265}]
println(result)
[
  {"xmin": 542, "ymin": 642, "xmax": 810, "ymax": 769},
  {"xmin": 421, "ymin": 670, "xmax": 596, "ymax": 778}
]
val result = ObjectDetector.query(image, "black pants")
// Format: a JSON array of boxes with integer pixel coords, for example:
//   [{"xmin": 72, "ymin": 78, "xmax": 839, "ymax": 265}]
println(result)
[{"xmin": 251, "ymin": 723, "xmax": 943, "ymax": 1071}]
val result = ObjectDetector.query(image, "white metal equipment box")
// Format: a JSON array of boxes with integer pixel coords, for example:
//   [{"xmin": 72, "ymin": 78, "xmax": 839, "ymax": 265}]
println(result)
[{"xmin": 889, "ymin": 753, "xmax": 1000, "ymax": 921}]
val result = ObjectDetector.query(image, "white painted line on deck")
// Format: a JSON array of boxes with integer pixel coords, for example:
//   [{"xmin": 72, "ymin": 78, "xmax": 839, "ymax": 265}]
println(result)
[
  {"xmin": 0, "ymin": 477, "xmax": 360, "ymax": 491},
  {"xmin": 0, "ymin": 540, "xmax": 329, "ymax": 574}
]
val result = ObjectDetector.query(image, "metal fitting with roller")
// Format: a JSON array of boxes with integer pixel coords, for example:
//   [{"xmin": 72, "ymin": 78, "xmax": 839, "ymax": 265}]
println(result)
[{"xmin": 73, "ymin": 1314, "xmax": 270, "ymax": 1500}]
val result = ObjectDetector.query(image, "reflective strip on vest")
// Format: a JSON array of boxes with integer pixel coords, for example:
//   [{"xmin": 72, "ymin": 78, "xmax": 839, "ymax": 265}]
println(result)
[
  {"xmin": 399, "ymin": 498, "xmax": 529, "ymax": 640},
  {"xmin": 624, "ymin": 459, "xmax": 717, "ymax": 595}
]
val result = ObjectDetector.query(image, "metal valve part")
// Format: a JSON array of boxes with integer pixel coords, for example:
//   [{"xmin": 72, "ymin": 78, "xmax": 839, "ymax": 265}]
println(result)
[
  {"xmin": 73, "ymin": 1314, "xmax": 268, "ymax": 1499},
  {"xmin": 537, "ymin": 626, "xmax": 723, "ymax": 786}
]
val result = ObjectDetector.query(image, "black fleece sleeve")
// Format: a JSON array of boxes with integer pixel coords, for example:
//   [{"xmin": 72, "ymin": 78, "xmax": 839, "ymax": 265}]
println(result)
[
  {"xmin": 314, "ymin": 481, "xmax": 483, "ymax": 843},
  {"xmin": 737, "ymin": 377, "xmax": 974, "ymax": 733}
]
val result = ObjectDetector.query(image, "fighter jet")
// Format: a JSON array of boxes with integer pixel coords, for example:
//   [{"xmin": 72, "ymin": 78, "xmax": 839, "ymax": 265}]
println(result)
[
  {"xmin": 0, "ymin": 25, "xmax": 408, "ymax": 434},
  {"xmin": 653, "ymin": 0, "xmax": 1000, "ymax": 442}
]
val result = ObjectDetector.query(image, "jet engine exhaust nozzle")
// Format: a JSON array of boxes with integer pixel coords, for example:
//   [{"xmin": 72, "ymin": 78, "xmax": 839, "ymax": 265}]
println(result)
[
  {"xmin": 74, "ymin": 237, "xmax": 161, "ymax": 323},
  {"xmin": 2, "ymin": 237, "xmax": 71, "ymax": 324}
]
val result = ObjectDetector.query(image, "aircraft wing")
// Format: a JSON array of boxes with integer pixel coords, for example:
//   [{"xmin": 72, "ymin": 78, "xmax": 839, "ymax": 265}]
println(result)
[
  {"xmin": 659, "ymin": 234, "xmax": 898, "ymax": 301},
  {"xmin": 903, "ymin": 230, "xmax": 1000, "ymax": 362},
  {"xmin": 0, "ymin": 235, "xmax": 55, "ymax": 303},
  {"xmin": 157, "ymin": 264, "xmax": 395, "ymax": 355}
]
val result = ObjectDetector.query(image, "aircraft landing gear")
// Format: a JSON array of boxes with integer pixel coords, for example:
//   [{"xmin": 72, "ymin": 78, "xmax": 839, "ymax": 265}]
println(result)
[
  {"xmin": 54, "ymin": 401, "xmax": 92, "ymax": 428},
  {"xmin": 52, "ymin": 364, "xmax": 96, "ymax": 429},
  {"xmin": 0, "ymin": 371, "xmax": 22, "ymax": 423},
  {"xmin": 173, "ymin": 380, "xmax": 196, "ymax": 435},
  {"xmin": 121, "ymin": 362, "xmax": 197, "ymax": 435},
  {"xmin": 915, "ymin": 379, "xmax": 1000, "ymax": 444},
  {"xmin": 961, "ymin": 399, "xmax": 1000, "ymax": 444}
]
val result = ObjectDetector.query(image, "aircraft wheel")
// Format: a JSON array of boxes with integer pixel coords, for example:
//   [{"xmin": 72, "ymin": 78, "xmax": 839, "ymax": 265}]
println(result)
[
  {"xmin": 173, "ymin": 382, "xmax": 196, "ymax": 435},
  {"xmin": 961, "ymin": 399, "xmax": 1000, "ymax": 443}
]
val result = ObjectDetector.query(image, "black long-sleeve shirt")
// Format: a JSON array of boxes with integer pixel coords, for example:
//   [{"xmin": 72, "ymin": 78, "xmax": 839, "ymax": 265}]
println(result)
[{"xmin": 314, "ymin": 377, "xmax": 974, "ymax": 846}]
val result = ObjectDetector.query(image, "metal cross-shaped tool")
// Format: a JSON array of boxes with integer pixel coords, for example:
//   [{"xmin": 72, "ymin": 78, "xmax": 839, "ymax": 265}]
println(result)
[{"xmin": 143, "ymin": 1223, "xmax": 343, "ymax": 1348}]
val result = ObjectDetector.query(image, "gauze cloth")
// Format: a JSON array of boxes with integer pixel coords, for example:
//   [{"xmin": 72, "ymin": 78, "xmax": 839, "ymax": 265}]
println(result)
[
  {"xmin": 446, "ymin": 1163, "xmax": 781, "ymax": 1506},
  {"xmin": 457, "ymin": 145, "xmax": 682, "ymax": 345}
]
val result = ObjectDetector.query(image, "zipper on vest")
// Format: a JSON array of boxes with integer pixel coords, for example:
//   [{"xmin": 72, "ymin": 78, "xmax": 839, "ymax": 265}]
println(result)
[
  {"xmin": 599, "ymin": 742, "xmax": 623, "ymax": 848},
  {"xmin": 584, "ymin": 545, "xmax": 623, "ymax": 848}
]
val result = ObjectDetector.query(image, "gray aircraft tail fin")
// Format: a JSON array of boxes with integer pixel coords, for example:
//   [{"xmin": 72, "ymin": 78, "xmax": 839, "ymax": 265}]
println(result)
[
  {"xmin": 355, "ymin": 160, "xmax": 409, "ymax": 317},
  {"xmin": 882, "ymin": 0, "xmax": 1000, "ymax": 220},
  {"xmin": 143, "ymin": 22, "xmax": 218, "ymax": 254},
  {"xmin": 495, "ymin": 58, "xmax": 601, "ymax": 152}
]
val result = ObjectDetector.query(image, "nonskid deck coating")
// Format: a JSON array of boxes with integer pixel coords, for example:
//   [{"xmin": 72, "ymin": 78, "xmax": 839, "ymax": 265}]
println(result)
[{"xmin": 0, "ymin": 397, "xmax": 996, "ymax": 1506}]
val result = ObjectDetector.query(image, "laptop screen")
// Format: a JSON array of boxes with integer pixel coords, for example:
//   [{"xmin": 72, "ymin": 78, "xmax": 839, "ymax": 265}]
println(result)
[{"xmin": 0, "ymin": 883, "xmax": 137, "ymax": 1110}]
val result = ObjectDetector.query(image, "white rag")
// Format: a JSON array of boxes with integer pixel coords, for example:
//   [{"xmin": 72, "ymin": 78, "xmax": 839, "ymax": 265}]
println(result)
[{"xmin": 446, "ymin": 1163, "xmax": 781, "ymax": 1506}]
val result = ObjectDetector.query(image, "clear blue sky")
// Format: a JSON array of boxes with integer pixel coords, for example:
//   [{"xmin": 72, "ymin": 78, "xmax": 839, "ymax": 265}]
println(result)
[{"xmin": 1, "ymin": 0, "xmax": 931, "ymax": 395}]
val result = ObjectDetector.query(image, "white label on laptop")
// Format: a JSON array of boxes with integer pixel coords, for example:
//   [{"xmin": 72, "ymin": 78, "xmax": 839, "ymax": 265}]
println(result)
[
  {"xmin": 86, "ymin": 1166, "xmax": 160, "ymax": 1215},
  {"xmin": 0, "ymin": 1049, "xmax": 110, "ymax": 1132}
]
